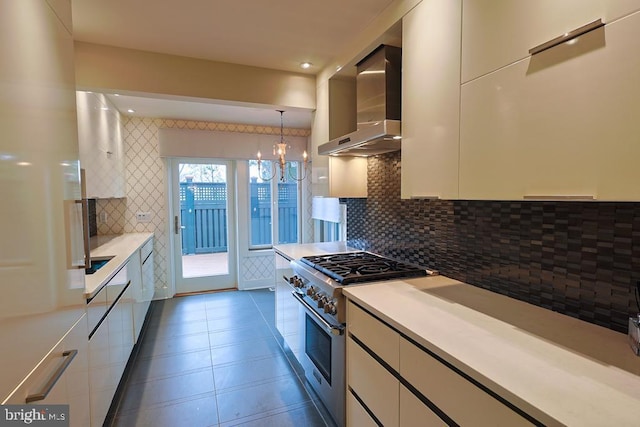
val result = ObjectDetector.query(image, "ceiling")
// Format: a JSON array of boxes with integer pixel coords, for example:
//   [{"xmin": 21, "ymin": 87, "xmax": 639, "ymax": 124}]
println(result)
[{"xmin": 72, "ymin": 0, "xmax": 399, "ymax": 127}]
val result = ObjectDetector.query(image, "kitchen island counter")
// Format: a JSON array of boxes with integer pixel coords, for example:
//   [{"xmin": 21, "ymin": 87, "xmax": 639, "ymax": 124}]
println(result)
[
  {"xmin": 84, "ymin": 233, "xmax": 153, "ymax": 299},
  {"xmin": 344, "ymin": 275, "xmax": 640, "ymax": 426}
]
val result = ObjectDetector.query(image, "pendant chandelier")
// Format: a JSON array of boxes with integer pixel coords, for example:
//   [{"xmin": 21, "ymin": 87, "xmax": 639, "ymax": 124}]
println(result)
[{"xmin": 257, "ymin": 110, "xmax": 308, "ymax": 182}]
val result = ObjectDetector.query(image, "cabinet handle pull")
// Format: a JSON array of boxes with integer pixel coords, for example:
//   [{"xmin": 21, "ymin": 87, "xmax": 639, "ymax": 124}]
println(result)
[
  {"xmin": 529, "ymin": 19, "xmax": 604, "ymax": 55},
  {"xmin": 26, "ymin": 350, "xmax": 78, "ymax": 403},
  {"xmin": 523, "ymin": 195, "xmax": 596, "ymax": 201}
]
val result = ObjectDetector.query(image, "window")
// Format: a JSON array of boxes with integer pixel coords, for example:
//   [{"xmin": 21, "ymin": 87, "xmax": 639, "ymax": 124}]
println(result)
[{"xmin": 248, "ymin": 160, "xmax": 301, "ymax": 248}]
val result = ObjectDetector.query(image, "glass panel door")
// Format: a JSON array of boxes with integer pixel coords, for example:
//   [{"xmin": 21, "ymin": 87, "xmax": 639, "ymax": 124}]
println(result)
[{"xmin": 171, "ymin": 159, "xmax": 236, "ymax": 293}]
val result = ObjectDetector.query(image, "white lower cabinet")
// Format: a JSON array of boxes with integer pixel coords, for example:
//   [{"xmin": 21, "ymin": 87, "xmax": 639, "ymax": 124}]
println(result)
[
  {"xmin": 88, "ymin": 308, "xmax": 111, "ymax": 427},
  {"xmin": 88, "ymin": 262, "xmax": 134, "ymax": 427},
  {"xmin": 275, "ymin": 252, "xmax": 302, "ymax": 359},
  {"xmin": 87, "ymin": 237, "xmax": 154, "ymax": 426},
  {"xmin": 4, "ymin": 315, "xmax": 91, "ymax": 427},
  {"xmin": 346, "ymin": 300, "xmax": 535, "ymax": 427},
  {"xmin": 400, "ymin": 338, "xmax": 533, "ymax": 427},
  {"xmin": 399, "ymin": 385, "xmax": 447, "ymax": 427},
  {"xmin": 347, "ymin": 338, "xmax": 399, "ymax": 427},
  {"xmin": 139, "ymin": 239, "xmax": 155, "ymax": 338},
  {"xmin": 130, "ymin": 238, "xmax": 154, "ymax": 343},
  {"xmin": 346, "ymin": 390, "xmax": 378, "ymax": 427}
]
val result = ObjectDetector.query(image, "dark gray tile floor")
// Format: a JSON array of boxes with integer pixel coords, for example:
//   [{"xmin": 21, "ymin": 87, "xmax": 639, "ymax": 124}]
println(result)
[{"xmin": 110, "ymin": 289, "xmax": 329, "ymax": 427}]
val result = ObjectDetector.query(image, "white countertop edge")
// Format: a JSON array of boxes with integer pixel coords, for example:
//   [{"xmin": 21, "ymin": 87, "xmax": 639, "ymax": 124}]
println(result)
[
  {"xmin": 84, "ymin": 233, "xmax": 154, "ymax": 299},
  {"xmin": 343, "ymin": 276, "xmax": 640, "ymax": 427}
]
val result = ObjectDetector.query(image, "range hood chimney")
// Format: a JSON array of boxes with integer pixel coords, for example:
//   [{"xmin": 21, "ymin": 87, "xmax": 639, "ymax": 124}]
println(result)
[{"xmin": 319, "ymin": 45, "xmax": 402, "ymax": 156}]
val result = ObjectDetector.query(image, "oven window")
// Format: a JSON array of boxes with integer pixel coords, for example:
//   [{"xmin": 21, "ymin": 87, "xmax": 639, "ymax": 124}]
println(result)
[{"xmin": 305, "ymin": 314, "xmax": 332, "ymax": 385}]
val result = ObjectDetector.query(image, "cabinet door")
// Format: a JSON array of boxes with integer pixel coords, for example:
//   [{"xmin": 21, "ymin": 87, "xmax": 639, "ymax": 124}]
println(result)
[
  {"xmin": 76, "ymin": 91, "xmax": 125, "ymax": 198},
  {"xmin": 329, "ymin": 157, "xmax": 367, "ymax": 198},
  {"xmin": 129, "ymin": 247, "xmax": 144, "ymax": 342},
  {"xmin": 88, "ymin": 317, "xmax": 111, "ymax": 427},
  {"xmin": 347, "ymin": 337, "xmax": 399, "ymax": 427},
  {"xmin": 275, "ymin": 253, "xmax": 302, "ymax": 358},
  {"xmin": 460, "ymin": 12, "xmax": 640, "ymax": 201},
  {"xmin": 462, "ymin": 0, "xmax": 640, "ymax": 82},
  {"xmin": 141, "ymin": 240, "xmax": 155, "ymax": 309},
  {"xmin": 400, "ymin": 338, "xmax": 534, "ymax": 426},
  {"xmin": 347, "ymin": 390, "xmax": 378, "ymax": 427},
  {"xmin": 4, "ymin": 315, "xmax": 90, "ymax": 427},
  {"xmin": 347, "ymin": 301, "xmax": 399, "ymax": 369},
  {"xmin": 400, "ymin": 385, "xmax": 447, "ymax": 427},
  {"xmin": 400, "ymin": 0, "xmax": 461, "ymax": 200},
  {"xmin": 108, "ymin": 284, "xmax": 134, "ymax": 383}
]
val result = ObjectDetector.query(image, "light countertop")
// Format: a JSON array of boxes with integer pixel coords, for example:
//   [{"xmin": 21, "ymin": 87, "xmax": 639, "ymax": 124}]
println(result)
[
  {"xmin": 343, "ymin": 275, "xmax": 640, "ymax": 426},
  {"xmin": 85, "ymin": 233, "xmax": 153, "ymax": 299},
  {"xmin": 273, "ymin": 241, "xmax": 356, "ymax": 261}
]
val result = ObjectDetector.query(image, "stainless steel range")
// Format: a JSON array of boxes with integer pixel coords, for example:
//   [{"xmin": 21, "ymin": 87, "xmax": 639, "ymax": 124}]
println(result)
[{"xmin": 289, "ymin": 251, "xmax": 434, "ymax": 427}]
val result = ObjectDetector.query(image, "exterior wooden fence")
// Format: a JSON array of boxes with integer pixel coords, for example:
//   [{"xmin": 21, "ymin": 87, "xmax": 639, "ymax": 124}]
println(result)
[{"xmin": 180, "ymin": 180, "xmax": 297, "ymax": 254}]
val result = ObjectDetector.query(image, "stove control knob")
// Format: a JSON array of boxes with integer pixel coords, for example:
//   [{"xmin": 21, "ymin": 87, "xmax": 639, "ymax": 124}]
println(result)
[
  {"xmin": 306, "ymin": 286, "xmax": 316, "ymax": 296},
  {"xmin": 317, "ymin": 295, "xmax": 327, "ymax": 308},
  {"xmin": 324, "ymin": 302, "xmax": 337, "ymax": 315},
  {"xmin": 293, "ymin": 277, "xmax": 304, "ymax": 288}
]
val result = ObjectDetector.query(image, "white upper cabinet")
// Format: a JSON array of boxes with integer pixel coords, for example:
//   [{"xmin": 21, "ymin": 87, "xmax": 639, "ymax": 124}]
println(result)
[
  {"xmin": 0, "ymin": 0, "xmax": 87, "ymax": 403},
  {"xmin": 400, "ymin": 0, "xmax": 462, "ymax": 200},
  {"xmin": 77, "ymin": 91, "xmax": 126, "ymax": 198},
  {"xmin": 462, "ymin": 0, "xmax": 640, "ymax": 83},
  {"xmin": 460, "ymin": 11, "xmax": 640, "ymax": 200},
  {"xmin": 329, "ymin": 157, "xmax": 368, "ymax": 198}
]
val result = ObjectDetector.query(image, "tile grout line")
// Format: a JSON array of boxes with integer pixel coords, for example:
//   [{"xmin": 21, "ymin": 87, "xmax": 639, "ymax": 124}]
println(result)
[{"xmin": 204, "ymin": 296, "xmax": 222, "ymax": 427}]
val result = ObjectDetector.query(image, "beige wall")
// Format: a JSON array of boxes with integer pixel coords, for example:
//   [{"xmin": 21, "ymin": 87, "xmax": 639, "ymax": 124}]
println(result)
[{"xmin": 74, "ymin": 42, "xmax": 316, "ymax": 110}]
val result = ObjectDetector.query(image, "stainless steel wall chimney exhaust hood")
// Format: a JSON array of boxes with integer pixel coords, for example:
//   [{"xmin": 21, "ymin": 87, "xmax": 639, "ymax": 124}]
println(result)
[{"xmin": 318, "ymin": 45, "xmax": 401, "ymax": 157}]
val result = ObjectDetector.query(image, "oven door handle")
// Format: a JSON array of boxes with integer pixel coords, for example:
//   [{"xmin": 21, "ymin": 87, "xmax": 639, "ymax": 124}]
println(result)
[{"xmin": 292, "ymin": 291, "xmax": 344, "ymax": 336}]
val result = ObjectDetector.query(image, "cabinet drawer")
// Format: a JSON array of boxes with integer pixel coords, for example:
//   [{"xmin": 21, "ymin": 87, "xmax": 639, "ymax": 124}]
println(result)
[
  {"xmin": 400, "ymin": 385, "xmax": 447, "ymax": 427},
  {"xmin": 105, "ymin": 262, "xmax": 129, "ymax": 306},
  {"xmin": 347, "ymin": 301, "xmax": 399, "ymax": 369},
  {"xmin": 141, "ymin": 239, "xmax": 153, "ymax": 262},
  {"xmin": 87, "ymin": 286, "xmax": 108, "ymax": 335},
  {"xmin": 5, "ymin": 315, "xmax": 90, "ymax": 427},
  {"xmin": 348, "ymin": 337, "xmax": 399, "ymax": 427},
  {"xmin": 347, "ymin": 389, "xmax": 378, "ymax": 427},
  {"xmin": 400, "ymin": 338, "xmax": 533, "ymax": 426}
]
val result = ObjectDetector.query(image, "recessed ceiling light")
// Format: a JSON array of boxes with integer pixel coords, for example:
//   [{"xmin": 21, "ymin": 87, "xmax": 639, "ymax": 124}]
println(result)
[
  {"xmin": 127, "ymin": 109, "xmax": 135, "ymax": 113},
  {"xmin": 113, "ymin": 93, "xmax": 120, "ymax": 96},
  {"xmin": 300, "ymin": 62, "xmax": 312, "ymax": 69}
]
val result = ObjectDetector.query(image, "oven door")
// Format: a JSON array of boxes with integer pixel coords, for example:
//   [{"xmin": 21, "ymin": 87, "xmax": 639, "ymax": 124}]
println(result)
[{"xmin": 293, "ymin": 291, "xmax": 345, "ymax": 427}]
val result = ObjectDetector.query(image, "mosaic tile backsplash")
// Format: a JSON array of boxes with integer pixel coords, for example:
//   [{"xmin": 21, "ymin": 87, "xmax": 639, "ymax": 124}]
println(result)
[{"xmin": 343, "ymin": 151, "xmax": 640, "ymax": 333}]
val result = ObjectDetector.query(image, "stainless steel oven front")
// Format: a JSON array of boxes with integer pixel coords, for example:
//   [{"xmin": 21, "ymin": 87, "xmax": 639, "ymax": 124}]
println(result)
[{"xmin": 292, "ymin": 291, "xmax": 345, "ymax": 427}]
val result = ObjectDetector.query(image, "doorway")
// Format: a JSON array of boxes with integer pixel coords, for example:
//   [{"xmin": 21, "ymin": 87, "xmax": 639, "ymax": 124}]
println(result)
[{"xmin": 169, "ymin": 159, "xmax": 237, "ymax": 294}]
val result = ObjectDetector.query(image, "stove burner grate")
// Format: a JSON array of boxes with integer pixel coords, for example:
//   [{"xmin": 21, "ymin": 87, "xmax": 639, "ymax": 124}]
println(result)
[{"xmin": 300, "ymin": 252, "xmax": 427, "ymax": 284}]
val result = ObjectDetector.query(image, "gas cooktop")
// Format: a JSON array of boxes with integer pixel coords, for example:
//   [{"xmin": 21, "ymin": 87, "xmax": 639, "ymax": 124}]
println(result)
[{"xmin": 300, "ymin": 251, "xmax": 427, "ymax": 285}]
